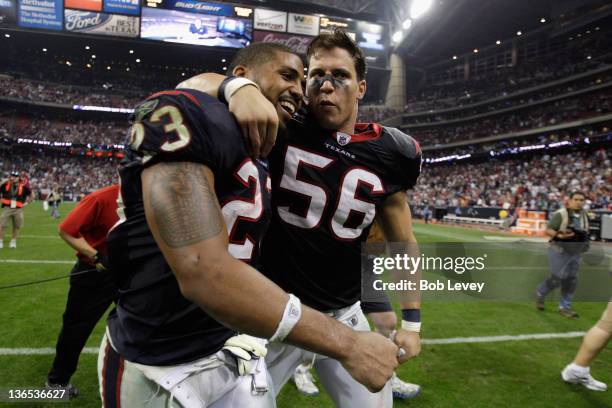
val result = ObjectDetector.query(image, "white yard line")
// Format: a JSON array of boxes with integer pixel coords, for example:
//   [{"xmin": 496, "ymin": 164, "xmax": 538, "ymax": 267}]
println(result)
[
  {"xmin": 0, "ymin": 332, "xmax": 586, "ymax": 355},
  {"xmin": 0, "ymin": 259, "xmax": 73, "ymax": 264},
  {"xmin": 421, "ymin": 331, "xmax": 585, "ymax": 345},
  {"xmin": 18, "ymin": 235, "xmax": 61, "ymax": 239}
]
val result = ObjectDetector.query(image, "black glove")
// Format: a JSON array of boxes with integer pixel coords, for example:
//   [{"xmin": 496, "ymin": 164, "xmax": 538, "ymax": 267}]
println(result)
[{"xmin": 92, "ymin": 252, "xmax": 110, "ymax": 271}]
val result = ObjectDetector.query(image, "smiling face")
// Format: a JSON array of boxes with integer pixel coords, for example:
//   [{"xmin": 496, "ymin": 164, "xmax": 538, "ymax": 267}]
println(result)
[
  {"xmin": 233, "ymin": 50, "xmax": 304, "ymax": 127},
  {"xmin": 306, "ymin": 47, "xmax": 366, "ymax": 134}
]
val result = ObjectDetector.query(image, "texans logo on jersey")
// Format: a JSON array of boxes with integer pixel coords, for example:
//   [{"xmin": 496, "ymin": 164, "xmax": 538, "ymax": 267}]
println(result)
[{"xmin": 337, "ymin": 133, "xmax": 351, "ymax": 146}]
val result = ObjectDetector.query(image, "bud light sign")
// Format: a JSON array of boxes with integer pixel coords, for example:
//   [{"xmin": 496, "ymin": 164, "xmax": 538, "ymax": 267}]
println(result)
[{"xmin": 64, "ymin": 9, "xmax": 139, "ymax": 37}]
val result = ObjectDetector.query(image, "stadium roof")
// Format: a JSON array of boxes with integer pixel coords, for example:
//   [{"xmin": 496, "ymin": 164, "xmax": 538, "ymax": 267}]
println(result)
[{"xmin": 394, "ymin": 0, "xmax": 612, "ymax": 66}]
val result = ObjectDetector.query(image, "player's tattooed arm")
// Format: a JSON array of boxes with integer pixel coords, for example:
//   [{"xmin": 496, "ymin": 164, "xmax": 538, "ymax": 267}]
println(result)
[{"xmin": 146, "ymin": 161, "xmax": 223, "ymax": 248}]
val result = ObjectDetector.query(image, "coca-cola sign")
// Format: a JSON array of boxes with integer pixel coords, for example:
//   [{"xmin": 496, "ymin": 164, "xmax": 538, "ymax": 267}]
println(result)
[{"xmin": 253, "ymin": 30, "xmax": 314, "ymax": 55}]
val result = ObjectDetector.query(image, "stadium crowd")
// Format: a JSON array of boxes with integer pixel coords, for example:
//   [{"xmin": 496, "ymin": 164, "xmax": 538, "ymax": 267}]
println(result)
[
  {"xmin": 424, "ymin": 124, "xmax": 611, "ymax": 160},
  {"xmin": 0, "ymin": 114, "xmax": 127, "ymax": 146},
  {"xmin": 0, "ymin": 148, "xmax": 119, "ymax": 199},
  {"xmin": 411, "ymin": 148, "xmax": 611, "ymax": 211},
  {"xmin": 408, "ymin": 90, "xmax": 612, "ymax": 146},
  {"xmin": 0, "ymin": 76, "xmax": 141, "ymax": 108},
  {"xmin": 404, "ymin": 30, "xmax": 609, "ymax": 112}
]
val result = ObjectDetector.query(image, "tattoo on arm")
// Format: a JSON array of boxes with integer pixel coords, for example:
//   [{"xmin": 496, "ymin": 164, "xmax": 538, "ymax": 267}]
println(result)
[{"xmin": 147, "ymin": 162, "xmax": 223, "ymax": 248}]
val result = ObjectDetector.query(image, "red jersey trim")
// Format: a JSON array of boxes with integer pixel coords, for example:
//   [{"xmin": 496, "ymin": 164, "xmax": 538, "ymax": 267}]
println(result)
[
  {"xmin": 333, "ymin": 123, "xmax": 382, "ymax": 144},
  {"xmin": 147, "ymin": 90, "xmax": 201, "ymax": 107}
]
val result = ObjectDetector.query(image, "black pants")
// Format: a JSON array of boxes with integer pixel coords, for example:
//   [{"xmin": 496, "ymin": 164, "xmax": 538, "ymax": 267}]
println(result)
[{"xmin": 47, "ymin": 260, "xmax": 118, "ymax": 385}]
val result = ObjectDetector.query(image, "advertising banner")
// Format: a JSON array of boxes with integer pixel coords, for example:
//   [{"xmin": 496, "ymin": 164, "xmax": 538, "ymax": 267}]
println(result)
[
  {"xmin": 287, "ymin": 12, "xmax": 318, "ymax": 36},
  {"xmin": 356, "ymin": 21, "xmax": 389, "ymax": 67},
  {"xmin": 253, "ymin": 8, "xmax": 285, "ymax": 32},
  {"xmin": 319, "ymin": 15, "xmax": 356, "ymax": 39},
  {"xmin": 0, "ymin": 0, "xmax": 17, "ymax": 25},
  {"xmin": 253, "ymin": 30, "xmax": 313, "ymax": 55},
  {"xmin": 65, "ymin": 9, "xmax": 139, "ymax": 37},
  {"xmin": 141, "ymin": 6, "xmax": 251, "ymax": 48},
  {"xmin": 103, "ymin": 0, "xmax": 139, "ymax": 15},
  {"xmin": 65, "ymin": 0, "xmax": 101, "ymax": 11},
  {"xmin": 143, "ymin": 0, "xmax": 232, "ymax": 16},
  {"xmin": 18, "ymin": 0, "xmax": 62, "ymax": 30}
]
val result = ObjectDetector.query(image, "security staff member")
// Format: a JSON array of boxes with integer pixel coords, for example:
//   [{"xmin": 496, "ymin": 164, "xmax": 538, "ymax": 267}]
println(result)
[
  {"xmin": 45, "ymin": 185, "xmax": 119, "ymax": 398},
  {"xmin": 0, "ymin": 171, "xmax": 31, "ymax": 249},
  {"xmin": 536, "ymin": 191, "xmax": 590, "ymax": 318}
]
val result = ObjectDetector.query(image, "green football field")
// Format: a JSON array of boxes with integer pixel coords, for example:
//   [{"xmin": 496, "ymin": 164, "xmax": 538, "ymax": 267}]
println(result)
[{"xmin": 0, "ymin": 203, "xmax": 610, "ymax": 407}]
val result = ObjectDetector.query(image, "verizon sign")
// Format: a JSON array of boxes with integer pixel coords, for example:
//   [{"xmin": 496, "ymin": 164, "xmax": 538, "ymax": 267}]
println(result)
[
  {"xmin": 253, "ymin": 31, "xmax": 314, "ymax": 55},
  {"xmin": 254, "ymin": 8, "xmax": 286, "ymax": 32},
  {"xmin": 287, "ymin": 12, "xmax": 319, "ymax": 36}
]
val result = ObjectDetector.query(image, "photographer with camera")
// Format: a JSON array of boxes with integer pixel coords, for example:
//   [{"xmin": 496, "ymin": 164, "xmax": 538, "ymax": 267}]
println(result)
[{"xmin": 535, "ymin": 191, "xmax": 590, "ymax": 318}]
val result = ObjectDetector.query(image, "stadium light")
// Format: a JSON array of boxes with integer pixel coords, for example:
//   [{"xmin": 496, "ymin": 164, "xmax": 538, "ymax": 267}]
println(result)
[
  {"xmin": 126, "ymin": 67, "xmax": 130, "ymax": 71},
  {"xmin": 42, "ymin": 48, "xmax": 47, "ymax": 52},
  {"xmin": 107, "ymin": 66, "xmax": 111, "ymax": 70},
  {"xmin": 85, "ymin": 45, "xmax": 90, "ymax": 50},
  {"xmin": 496, "ymin": 40, "xmax": 501, "ymax": 45},
  {"xmin": 129, "ymin": 50, "xmax": 134, "ymax": 54},
  {"xmin": 517, "ymin": 30, "xmax": 522, "ymax": 36},
  {"xmin": 410, "ymin": 0, "xmax": 433, "ymax": 19},
  {"xmin": 91, "ymin": 54, "xmax": 96, "ymax": 59},
  {"xmin": 223, "ymin": 66, "xmax": 227, "ymax": 71},
  {"xmin": 402, "ymin": 18, "xmax": 412, "ymax": 30},
  {"xmin": 392, "ymin": 30, "xmax": 403, "ymax": 43},
  {"xmin": 473, "ymin": 48, "xmax": 478, "ymax": 53},
  {"xmin": 587, "ymin": 55, "xmax": 592, "ymax": 60},
  {"xmin": 540, "ymin": 18, "xmax": 546, "ymax": 23},
  {"xmin": 222, "ymin": 58, "xmax": 226, "ymax": 63},
  {"xmin": 66, "ymin": 61, "xmax": 71, "ymax": 66},
  {"xmin": 181, "ymin": 72, "xmax": 185, "ymax": 76},
  {"xmin": 452, "ymin": 55, "xmax": 457, "ymax": 60},
  {"xmin": 4, "ymin": 33, "xmax": 10, "ymax": 38},
  {"xmin": 86, "ymin": 63, "xmax": 91, "ymax": 68},
  {"xmin": 136, "ymin": 58, "xmax": 141, "ymax": 63}
]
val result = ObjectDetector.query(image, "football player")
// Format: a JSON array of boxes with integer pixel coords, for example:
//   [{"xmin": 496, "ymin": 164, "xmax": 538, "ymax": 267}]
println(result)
[
  {"xmin": 99, "ymin": 43, "xmax": 399, "ymax": 408},
  {"xmin": 180, "ymin": 30, "xmax": 422, "ymax": 408}
]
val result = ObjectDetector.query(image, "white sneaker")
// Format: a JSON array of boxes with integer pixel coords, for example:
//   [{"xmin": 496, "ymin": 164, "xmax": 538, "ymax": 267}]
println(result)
[
  {"xmin": 9, "ymin": 240, "xmax": 16, "ymax": 249},
  {"xmin": 391, "ymin": 373, "xmax": 421, "ymax": 399},
  {"xmin": 562, "ymin": 364, "xmax": 607, "ymax": 391},
  {"xmin": 292, "ymin": 368, "xmax": 319, "ymax": 396}
]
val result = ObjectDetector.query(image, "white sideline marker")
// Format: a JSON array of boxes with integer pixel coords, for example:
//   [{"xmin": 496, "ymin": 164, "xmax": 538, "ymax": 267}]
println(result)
[
  {"xmin": 421, "ymin": 331, "xmax": 585, "ymax": 345},
  {"xmin": 0, "ymin": 332, "xmax": 586, "ymax": 355},
  {"xmin": 0, "ymin": 259, "xmax": 74, "ymax": 264}
]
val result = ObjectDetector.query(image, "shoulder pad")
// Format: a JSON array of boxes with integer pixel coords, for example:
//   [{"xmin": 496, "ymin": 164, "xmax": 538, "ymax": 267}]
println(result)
[{"xmin": 382, "ymin": 126, "xmax": 421, "ymax": 159}]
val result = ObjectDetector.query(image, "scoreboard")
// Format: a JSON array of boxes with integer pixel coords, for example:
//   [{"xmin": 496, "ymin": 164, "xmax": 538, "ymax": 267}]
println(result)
[{"xmin": 0, "ymin": 0, "xmax": 390, "ymax": 67}]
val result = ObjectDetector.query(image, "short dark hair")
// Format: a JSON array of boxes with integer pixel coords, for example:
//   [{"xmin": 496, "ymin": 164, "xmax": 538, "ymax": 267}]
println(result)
[
  {"xmin": 569, "ymin": 191, "xmax": 586, "ymax": 199},
  {"xmin": 228, "ymin": 43, "xmax": 295, "ymax": 73},
  {"xmin": 307, "ymin": 29, "xmax": 367, "ymax": 81}
]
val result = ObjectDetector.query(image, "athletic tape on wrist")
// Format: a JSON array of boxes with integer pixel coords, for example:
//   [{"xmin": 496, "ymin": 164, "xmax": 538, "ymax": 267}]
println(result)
[
  {"xmin": 401, "ymin": 309, "xmax": 421, "ymax": 332},
  {"xmin": 269, "ymin": 294, "xmax": 302, "ymax": 342},
  {"xmin": 221, "ymin": 77, "xmax": 260, "ymax": 105},
  {"xmin": 401, "ymin": 320, "xmax": 421, "ymax": 333}
]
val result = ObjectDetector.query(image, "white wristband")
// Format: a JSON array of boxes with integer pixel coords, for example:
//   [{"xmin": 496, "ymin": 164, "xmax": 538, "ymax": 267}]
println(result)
[
  {"xmin": 224, "ymin": 77, "xmax": 260, "ymax": 103},
  {"xmin": 269, "ymin": 294, "xmax": 302, "ymax": 343},
  {"xmin": 401, "ymin": 320, "xmax": 421, "ymax": 333}
]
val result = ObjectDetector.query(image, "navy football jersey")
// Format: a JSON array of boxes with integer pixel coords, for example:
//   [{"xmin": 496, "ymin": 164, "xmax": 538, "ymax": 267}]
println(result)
[
  {"xmin": 261, "ymin": 115, "xmax": 421, "ymax": 310},
  {"xmin": 107, "ymin": 89, "xmax": 271, "ymax": 365}
]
